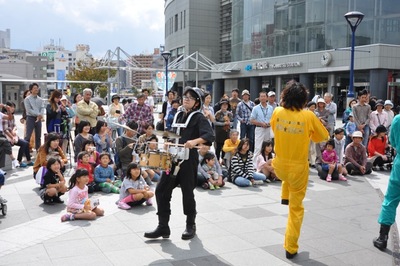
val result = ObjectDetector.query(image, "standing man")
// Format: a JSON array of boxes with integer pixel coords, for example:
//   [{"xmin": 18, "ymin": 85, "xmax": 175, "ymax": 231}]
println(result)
[
  {"xmin": 122, "ymin": 93, "xmax": 153, "ymax": 135},
  {"xmin": 236, "ymin": 89, "xmax": 255, "ymax": 151},
  {"xmin": 229, "ymin": 88, "xmax": 241, "ymax": 130},
  {"xmin": 324, "ymin": 92, "xmax": 337, "ymax": 136},
  {"xmin": 352, "ymin": 89, "xmax": 371, "ymax": 147},
  {"xmin": 267, "ymin": 91, "xmax": 278, "ymax": 110},
  {"xmin": 250, "ymin": 91, "xmax": 273, "ymax": 160},
  {"xmin": 271, "ymin": 81, "xmax": 329, "ymax": 259},
  {"xmin": 142, "ymin": 88, "xmax": 155, "ymax": 112},
  {"xmin": 161, "ymin": 90, "xmax": 176, "ymax": 128},
  {"xmin": 144, "ymin": 87, "xmax": 214, "ymax": 240},
  {"xmin": 76, "ymin": 88, "xmax": 98, "ymax": 135},
  {"xmin": 24, "ymin": 83, "xmax": 44, "ymax": 151}
]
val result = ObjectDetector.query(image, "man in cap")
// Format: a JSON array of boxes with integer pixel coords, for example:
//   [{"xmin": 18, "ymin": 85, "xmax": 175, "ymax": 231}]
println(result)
[
  {"xmin": 236, "ymin": 89, "xmax": 255, "ymax": 151},
  {"xmin": 344, "ymin": 131, "xmax": 372, "ymax": 175},
  {"xmin": 250, "ymin": 91, "xmax": 273, "ymax": 162},
  {"xmin": 122, "ymin": 93, "xmax": 153, "ymax": 135},
  {"xmin": 369, "ymin": 100, "xmax": 388, "ymax": 135},
  {"xmin": 267, "ymin": 91, "xmax": 278, "ymax": 110}
]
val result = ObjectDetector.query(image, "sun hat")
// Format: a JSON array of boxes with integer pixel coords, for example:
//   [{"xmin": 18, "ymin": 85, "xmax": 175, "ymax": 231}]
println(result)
[{"xmin": 352, "ymin": 131, "xmax": 363, "ymax": 139}]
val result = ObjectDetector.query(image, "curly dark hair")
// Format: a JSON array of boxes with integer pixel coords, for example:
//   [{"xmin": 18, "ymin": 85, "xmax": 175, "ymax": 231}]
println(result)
[{"xmin": 281, "ymin": 81, "xmax": 308, "ymax": 111}]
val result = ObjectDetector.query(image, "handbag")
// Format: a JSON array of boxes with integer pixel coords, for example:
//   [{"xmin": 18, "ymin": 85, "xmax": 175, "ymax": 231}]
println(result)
[{"xmin": 35, "ymin": 166, "xmax": 48, "ymax": 186}]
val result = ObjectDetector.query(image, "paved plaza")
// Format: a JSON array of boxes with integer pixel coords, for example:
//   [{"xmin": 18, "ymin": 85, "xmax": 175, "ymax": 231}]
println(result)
[{"xmin": 0, "ymin": 114, "xmax": 398, "ymax": 265}]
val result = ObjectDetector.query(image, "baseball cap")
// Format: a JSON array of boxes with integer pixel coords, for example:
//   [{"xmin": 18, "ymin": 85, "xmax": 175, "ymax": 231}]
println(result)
[
  {"xmin": 242, "ymin": 89, "xmax": 250, "ymax": 96},
  {"xmin": 267, "ymin": 91, "xmax": 276, "ymax": 97}
]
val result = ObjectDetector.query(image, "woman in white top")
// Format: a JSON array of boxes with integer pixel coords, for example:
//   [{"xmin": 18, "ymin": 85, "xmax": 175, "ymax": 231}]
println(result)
[{"xmin": 202, "ymin": 92, "xmax": 215, "ymax": 127}]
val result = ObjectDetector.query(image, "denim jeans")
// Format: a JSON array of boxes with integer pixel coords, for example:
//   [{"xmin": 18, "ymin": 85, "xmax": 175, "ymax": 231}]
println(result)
[
  {"xmin": 240, "ymin": 123, "xmax": 255, "ymax": 151},
  {"xmin": 234, "ymin": 172, "xmax": 266, "ymax": 187}
]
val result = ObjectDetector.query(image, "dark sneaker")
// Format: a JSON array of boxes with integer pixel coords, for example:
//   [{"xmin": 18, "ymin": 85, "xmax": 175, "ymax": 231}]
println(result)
[{"xmin": 53, "ymin": 197, "xmax": 64, "ymax": 204}]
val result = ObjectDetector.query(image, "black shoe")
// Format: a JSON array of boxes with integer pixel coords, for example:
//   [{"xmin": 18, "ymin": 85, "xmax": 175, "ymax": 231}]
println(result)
[
  {"xmin": 53, "ymin": 197, "xmax": 64, "ymax": 204},
  {"xmin": 144, "ymin": 226, "xmax": 170, "ymax": 239},
  {"xmin": 281, "ymin": 199, "xmax": 289, "ymax": 205},
  {"xmin": 379, "ymin": 166, "xmax": 385, "ymax": 171},
  {"xmin": 182, "ymin": 224, "xmax": 196, "ymax": 240},
  {"xmin": 285, "ymin": 250, "xmax": 298, "ymax": 259},
  {"xmin": 44, "ymin": 198, "xmax": 54, "ymax": 205},
  {"xmin": 373, "ymin": 237, "xmax": 387, "ymax": 250}
]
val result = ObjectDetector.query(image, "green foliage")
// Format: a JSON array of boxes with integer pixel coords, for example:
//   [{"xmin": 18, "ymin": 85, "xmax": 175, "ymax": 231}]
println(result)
[
  {"xmin": 66, "ymin": 59, "xmax": 116, "ymax": 92},
  {"xmin": 98, "ymin": 86, "xmax": 109, "ymax": 98}
]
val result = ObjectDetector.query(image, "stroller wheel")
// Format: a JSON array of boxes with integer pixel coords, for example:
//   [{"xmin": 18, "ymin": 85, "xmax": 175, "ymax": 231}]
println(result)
[{"xmin": 1, "ymin": 203, "xmax": 7, "ymax": 215}]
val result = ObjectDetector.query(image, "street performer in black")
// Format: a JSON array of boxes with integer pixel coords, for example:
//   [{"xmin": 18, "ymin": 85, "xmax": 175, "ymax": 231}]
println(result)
[{"xmin": 144, "ymin": 87, "xmax": 214, "ymax": 240}]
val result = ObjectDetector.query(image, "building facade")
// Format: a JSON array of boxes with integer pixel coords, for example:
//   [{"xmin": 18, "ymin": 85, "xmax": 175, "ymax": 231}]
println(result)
[
  {"xmin": 0, "ymin": 29, "xmax": 10, "ymax": 49},
  {"xmin": 165, "ymin": 0, "xmax": 400, "ymax": 112}
]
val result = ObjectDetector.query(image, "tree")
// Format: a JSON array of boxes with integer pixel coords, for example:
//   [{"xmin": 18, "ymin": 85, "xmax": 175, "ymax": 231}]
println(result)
[{"xmin": 66, "ymin": 59, "xmax": 116, "ymax": 93}]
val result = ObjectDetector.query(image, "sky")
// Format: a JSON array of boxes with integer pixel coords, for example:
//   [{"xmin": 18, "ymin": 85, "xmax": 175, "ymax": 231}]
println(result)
[{"xmin": 1, "ymin": 0, "xmax": 165, "ymax": 58}]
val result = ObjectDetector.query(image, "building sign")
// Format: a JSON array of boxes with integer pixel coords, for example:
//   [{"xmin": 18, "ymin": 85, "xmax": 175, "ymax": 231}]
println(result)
[
  {"xmin": 41, "ymin": 51, "xmax": 56, "ymax": 62},
  {"xmin": 245, "ymin": 61, "xmax": 302, "ymax": 71}
]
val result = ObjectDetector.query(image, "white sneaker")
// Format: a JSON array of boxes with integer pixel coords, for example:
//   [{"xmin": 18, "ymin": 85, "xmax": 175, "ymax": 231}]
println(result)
[
  {"xmin": 12, "ymin": 159, "xmax": 20, "ymax": 169},
  {"xmin": 253, "ymin": 180, "xmax": 264, "ymax": 185},
  {"xmin": 0, "ymin": 169, "xmax": 6, "ymax": 175}
]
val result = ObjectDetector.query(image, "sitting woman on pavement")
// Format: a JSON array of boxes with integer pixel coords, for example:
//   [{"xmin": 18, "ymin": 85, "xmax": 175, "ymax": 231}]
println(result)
[
  {"xmin": 230, "ymin": 138, "xmax": 266, "ymax": 187},
  {"xmin": 73, "ymin": 121, "xmax": 93, "ymax": 162},
  {"xmin": 344, "ymin": 131, "xmax": 373, "ymax": 175},
  {"xmin": 33, "ymin": 132, "xmax": 68, "ymax": 179},
  {"xmin": 368, "ymin": 125, "xmax": 391, "ymax": 171}
]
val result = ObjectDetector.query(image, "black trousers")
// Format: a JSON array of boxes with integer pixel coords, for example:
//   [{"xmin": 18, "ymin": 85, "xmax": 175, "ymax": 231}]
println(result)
[{"xmin": 155, "ymin": 157, "xmax": 197, "ymax": 218}]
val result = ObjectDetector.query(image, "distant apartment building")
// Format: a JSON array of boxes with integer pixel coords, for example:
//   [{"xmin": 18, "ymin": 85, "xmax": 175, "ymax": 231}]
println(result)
[
  {"xmin": 131, "ymin": 48, "xmax": 162, "ymax": 90},
  {"xmin": 0, "ymin": 29, "xmax": 10, "ymax": 49}
]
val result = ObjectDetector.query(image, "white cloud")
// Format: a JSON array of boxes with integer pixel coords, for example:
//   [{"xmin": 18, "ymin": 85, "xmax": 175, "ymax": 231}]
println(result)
[{"xmin": 44, "ymin": 0, "xmax": 164, "ymax": 33}]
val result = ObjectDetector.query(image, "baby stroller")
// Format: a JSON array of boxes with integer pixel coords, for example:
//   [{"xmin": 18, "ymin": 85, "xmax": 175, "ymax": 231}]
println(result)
[
  {"xmin": 385, "ymin": 146, "xmax": 395, "ymax": 171},
  {"xmin": 0, "ymin": 172, "xmax": 7, "ymax": 216}
]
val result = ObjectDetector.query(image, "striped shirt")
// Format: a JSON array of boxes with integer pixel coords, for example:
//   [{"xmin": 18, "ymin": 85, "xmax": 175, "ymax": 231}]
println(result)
[{"xmin": 230, "ymin": 151, "xmax": 254, "ymax": 181}]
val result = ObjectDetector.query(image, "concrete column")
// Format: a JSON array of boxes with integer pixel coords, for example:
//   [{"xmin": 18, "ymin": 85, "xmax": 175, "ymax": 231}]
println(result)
[
  {"xmin": 327, "ymin": 74, "xmax": 336, "ymax": 94},
  {"xmin": 212, "ymin": 79, "xmax": 224, "ymax": 106},
  {"xmin": 249, "ymin": 77, "xmax": 261, "ymax": 100},
  {"xmin": 300, "ymin": 74, "xmax": 314, "ymax": 99},
  {"xmin": 369, "ymin": 69, "xmax": 389, "ymax": 100},
  {"xmin": 275, "ymin": 76, "xmax": 282, "ymax": 102}
]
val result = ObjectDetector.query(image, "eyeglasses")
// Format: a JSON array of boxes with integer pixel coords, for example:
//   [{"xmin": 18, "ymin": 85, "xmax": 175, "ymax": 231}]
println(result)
[{"xmin": 183, "ymin": 95, "xmax": 196, "ymax": 101}]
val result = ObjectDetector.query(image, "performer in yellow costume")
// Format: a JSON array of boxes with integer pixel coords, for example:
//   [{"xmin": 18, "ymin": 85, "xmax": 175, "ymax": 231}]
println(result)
[{"xmin": 271, "ymin": 81, "xmax": 329, "ymax": 259}]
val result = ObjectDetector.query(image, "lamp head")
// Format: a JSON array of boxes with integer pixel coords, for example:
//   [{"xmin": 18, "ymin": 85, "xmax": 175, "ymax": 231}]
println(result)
[
  {"xmin": 161, "ymin": 50, "xmax": 172, "ymax": 61},
  {"xmin": 344, "ymin": 11, "xmax": 364, "ymax": 31}
]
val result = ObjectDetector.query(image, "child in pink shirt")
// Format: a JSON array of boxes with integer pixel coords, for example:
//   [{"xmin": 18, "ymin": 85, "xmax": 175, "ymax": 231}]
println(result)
[{"xmin": 321, "ymin": 139, "xmax": 346, "ymax": 182}]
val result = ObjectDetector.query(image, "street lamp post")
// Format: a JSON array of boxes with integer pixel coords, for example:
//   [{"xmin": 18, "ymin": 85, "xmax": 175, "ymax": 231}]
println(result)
[
  {"xmin": 161, "ymin": 50, "xmax": 172, "ymax": 97},
  {"xmin": 344, "ymin": 11, "xmax": 364, "ymax": 99}
]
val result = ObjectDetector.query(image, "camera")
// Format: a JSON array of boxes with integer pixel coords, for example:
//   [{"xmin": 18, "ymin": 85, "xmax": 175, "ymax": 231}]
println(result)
[{"xmin": 116, "ymin": 110, "xmax": 121, "ymax": 114}]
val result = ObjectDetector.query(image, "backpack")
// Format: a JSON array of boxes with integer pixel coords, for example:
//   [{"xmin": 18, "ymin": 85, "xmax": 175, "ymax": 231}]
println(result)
[
  {"xmin": 114, "ymin": 136, "xmax": 126, "ymax": 170},
  {"xmin": 35, "ymin": 166, "xmax": 48, "ymax": 186}
]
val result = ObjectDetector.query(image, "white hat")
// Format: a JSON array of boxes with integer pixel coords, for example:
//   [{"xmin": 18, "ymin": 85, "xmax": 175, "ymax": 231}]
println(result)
[
  {"xmin": 242, "ymin": 89, "xmax": 250, "ymax": 96},
  {"xmin": 384, "ymin": 100, "xmax": 394, "ymax": 107},
  {"xmin": 317, "ymin": 98, "xmax": 326, "ymax": 104},
  {"xmin": 267, "ymin": 91, "xmax": 276, "ymax": 97},
  {"xmin": 61, "ymin": 95, "xmax": 68, "ymax": 101},
  {"xmin": 352, "ymin": 131, "xmax": 363, "ymax": 139}
]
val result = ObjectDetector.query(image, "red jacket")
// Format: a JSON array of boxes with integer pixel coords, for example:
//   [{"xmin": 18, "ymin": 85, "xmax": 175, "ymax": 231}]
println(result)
[
  {"xmin": 368, "ymin": 135, "xmax": 388, "ymax": 157},
  {"xmin": 77, "ymin": 162, "xmax": 94, "ymax": 183}
]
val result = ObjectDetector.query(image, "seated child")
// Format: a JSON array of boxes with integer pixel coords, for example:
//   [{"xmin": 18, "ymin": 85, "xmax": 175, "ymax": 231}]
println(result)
[
  {"xmin": 77, "ymin": 151, "xmax": 96, "ymax": 193},
  {"xmin": 321, "ymin": 139, "xmax": 347, "ymax": 182},
  {"xmin": 94, "ymin": 153, "xmax": 121, "ymax": 194},
  {"xmin": 40, "ymin": 158, "xmax": 68, "ymax": 204},
  {"xmin": 201, "ymin": 152, "xmax": 225, "ymax": 190},
  {"xmin": 82, "ymin": 139, "xmax": 101, "ymax": 168},
  {"xmin": 117, "ymin": 163, "xmax": 154, "ymax": 210},
  {"xmin": 255, "ymin": 140, "xmax": 278, "ymax": 182},
  {"xmin": 61, "ymin": 168, "xmax": 104, "ymax": 222}
]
